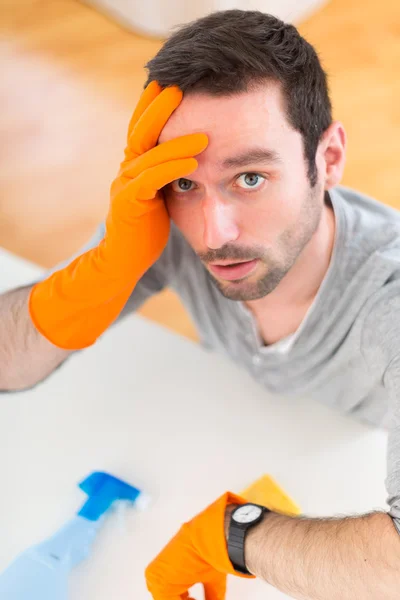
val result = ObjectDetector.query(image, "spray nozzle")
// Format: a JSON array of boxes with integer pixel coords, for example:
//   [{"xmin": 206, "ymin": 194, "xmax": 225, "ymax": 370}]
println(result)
[{"xmin": 77, "ymin": 471, "xmax": 143, "ymax": 522}]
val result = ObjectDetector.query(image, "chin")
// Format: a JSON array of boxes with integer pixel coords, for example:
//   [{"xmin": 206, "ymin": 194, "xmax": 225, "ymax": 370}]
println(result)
[
  {"xmin": 210, "ymin": 277, "xmax": 271, "ymax": 302},
  {"xmin": 221, "ymin": 286, "xmax": 271, "ymax": 302},
  {"xmin": 208, "ymin": 264, "xmax": 285, "ymax": 301}
]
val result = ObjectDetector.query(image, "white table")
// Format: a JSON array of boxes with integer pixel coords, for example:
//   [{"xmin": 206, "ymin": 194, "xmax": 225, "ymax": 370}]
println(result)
[{"xmin": 0, "ymin": 248, "xmax": 389, "ymax": 599}]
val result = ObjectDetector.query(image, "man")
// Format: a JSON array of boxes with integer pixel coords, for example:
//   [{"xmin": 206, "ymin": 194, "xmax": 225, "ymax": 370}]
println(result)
[{"xmin": 1, "ymin": 8, "xmax": 400, "ymax": 599}]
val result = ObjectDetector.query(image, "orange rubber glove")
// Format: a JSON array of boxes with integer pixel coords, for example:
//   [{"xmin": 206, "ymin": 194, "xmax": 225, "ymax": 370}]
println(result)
[
  {"xmin": 29, "ymin": 81, "xmax": 208, "ymax": 349},
  {"xmin": 145, "ymin": 492, "xmax": 253, "ymax": 600}
]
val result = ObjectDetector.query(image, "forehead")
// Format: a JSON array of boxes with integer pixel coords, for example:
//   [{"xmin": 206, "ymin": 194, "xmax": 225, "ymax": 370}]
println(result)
[{"xmin": 158, "ymin": 82, "xmax": 292, "ymax": 148}]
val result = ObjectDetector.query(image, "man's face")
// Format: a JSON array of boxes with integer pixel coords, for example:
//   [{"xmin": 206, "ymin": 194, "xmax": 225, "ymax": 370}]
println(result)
[{"xmin": 158, "ymin": 83, "xmax": 324, "ymax": 301}]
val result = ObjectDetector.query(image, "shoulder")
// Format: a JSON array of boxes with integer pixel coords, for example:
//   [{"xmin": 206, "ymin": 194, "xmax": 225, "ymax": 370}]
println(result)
[
  {"xmin": 333, "ymin": 185, "xmax": 400, "ymax": 226},
  {"xmin": 341, "ymin": 186, "xmax": 400, "ymax": 370},
  {"xmin": 332, "ymin": 186, "xmax": 400, "ymax": 252}
]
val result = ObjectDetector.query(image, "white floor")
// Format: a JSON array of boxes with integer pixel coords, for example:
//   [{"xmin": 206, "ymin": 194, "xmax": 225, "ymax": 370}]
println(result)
[{"xmin": 84, "ymin": 0, "xmax": 329, "ymax": 38}]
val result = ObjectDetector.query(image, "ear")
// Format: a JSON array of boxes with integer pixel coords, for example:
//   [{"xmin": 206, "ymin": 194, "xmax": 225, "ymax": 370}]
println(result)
[{"xmin": 316, "ymin": 122, "xmax": 346, "ymax": 190}]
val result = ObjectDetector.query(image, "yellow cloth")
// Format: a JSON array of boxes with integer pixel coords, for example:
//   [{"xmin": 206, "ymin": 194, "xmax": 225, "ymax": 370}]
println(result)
[{"xmin": 241, "ymin": 474, "xmax": 301, "ymax": 515}]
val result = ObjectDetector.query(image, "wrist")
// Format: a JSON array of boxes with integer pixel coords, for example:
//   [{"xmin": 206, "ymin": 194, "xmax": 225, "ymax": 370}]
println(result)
[{"xmin": 244, "ymin": 510, "xmax": 283, "ymax": 576}]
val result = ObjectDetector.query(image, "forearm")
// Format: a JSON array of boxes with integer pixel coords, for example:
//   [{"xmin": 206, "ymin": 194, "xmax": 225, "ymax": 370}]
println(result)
[
  {"xmin": 228, "ymin": 508, "xmax": 400, "ymax": 600},
  {"xmin": 0, "ymin": 286, "xmax": 71, "ymax": 390}
]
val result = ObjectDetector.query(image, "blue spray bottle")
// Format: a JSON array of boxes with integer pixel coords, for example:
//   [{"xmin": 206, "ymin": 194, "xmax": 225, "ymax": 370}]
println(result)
[{"xmin": 0, "ymin": 471, "xmax": 149, "ymax": 600}]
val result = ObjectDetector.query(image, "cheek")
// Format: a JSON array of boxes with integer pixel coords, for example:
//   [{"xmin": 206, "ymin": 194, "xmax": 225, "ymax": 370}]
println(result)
[
  {"xmin": 239, "ymin": 186, "xmax": 303, "ymax": 243},
  {"xmin": 165, "ymin": 196, "xmax": 185, "ymax": 223},
  {"xmin": 239, "ymin": 193, "xmax": 286, "ymax": 235},
  {"xmin": 165, "ymin": 197, "xmax": 203, "ymax": 243}
]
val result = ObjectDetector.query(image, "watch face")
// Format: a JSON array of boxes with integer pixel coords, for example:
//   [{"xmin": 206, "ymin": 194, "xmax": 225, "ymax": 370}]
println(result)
[{"xmin": 233, "ymin": 504, "xmax": 263, "ymax": 524}]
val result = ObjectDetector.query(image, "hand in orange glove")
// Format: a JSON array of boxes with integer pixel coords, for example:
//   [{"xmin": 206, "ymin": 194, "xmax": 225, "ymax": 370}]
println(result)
[
  {"xmin": 145, "ymin": 492, "xmax": 253, "ymax": 600},
  {"xmin": 29, "ymin": 81, "xmax": 208, "ymax": 349}
]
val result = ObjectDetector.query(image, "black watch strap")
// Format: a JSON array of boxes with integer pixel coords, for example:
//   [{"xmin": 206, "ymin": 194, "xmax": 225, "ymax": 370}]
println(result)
[{"xmin": 227, "ymin": 525, "xmax": 248, "ymax": 574}]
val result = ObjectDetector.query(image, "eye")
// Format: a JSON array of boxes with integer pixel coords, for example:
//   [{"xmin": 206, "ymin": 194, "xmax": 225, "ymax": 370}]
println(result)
[
  {"xmin": 170, "ymin": 178, "xmax": 195, "ymax": 193},
  {"xmin": 236, "ymin": 173, "xmax": 266, "ymax": 191}
]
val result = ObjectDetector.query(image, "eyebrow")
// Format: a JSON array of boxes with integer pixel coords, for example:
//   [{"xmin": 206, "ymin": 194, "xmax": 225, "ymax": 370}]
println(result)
[{"xmin": 220, "ymin": 147, "xmax": 282, "ymax": 170}]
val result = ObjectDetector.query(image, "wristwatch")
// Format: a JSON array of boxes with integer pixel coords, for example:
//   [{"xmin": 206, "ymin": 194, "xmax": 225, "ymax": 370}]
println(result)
[{"xmin": 227, "ymin": 503, "xmax": 269, "ymax": 574}]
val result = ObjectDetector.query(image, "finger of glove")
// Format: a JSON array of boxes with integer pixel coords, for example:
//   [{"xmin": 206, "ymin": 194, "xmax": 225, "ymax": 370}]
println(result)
[
  {"xmin": 127, "ymin": 158, "xmax": 199, "ymax": 201},
  {"xmin": 126, "ymin": 80, "xmax": 162, "ymax": 141},
  {"xmin": 203, "ymin": 573, "xmax": 227, "ymax": 600},
  {"xmin": 146, "ymin": 590, "xmax": 191, "ymax": 600},
  {"xmin": 145, "ymin": 566, "xmax": 199, "ymax": 600},
  {"xmin": 148, "ymin": 594, "xmax": 194, "ymax": 600},
  {"xmin": 145, "ymin": 525, "xmax": 210, "ymax": 600},
  {"xmin": 129, "ymin": 86, "xmax": 183, "ymax": 157},
  {"xmin": 120, "ymin": 134, "xmax": 208, "ymax": 180},
  {"xmin": 147, "ymin": 572, "xmax": 225, "ymax": 600}
]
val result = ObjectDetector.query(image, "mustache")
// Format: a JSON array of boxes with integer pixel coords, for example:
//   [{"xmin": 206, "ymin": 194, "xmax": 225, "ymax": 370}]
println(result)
[{"xmin": 198, "ymin": 244, "xmax": 264, "ymax": 263}]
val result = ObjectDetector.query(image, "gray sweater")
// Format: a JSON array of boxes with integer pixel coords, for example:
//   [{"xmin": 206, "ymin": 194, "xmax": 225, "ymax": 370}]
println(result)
[{"xmin": 64, "ymin": 185, "xmax": 400, "ymax": 532}]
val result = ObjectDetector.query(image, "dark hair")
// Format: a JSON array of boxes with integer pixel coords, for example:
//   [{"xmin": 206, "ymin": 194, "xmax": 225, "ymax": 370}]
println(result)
[{"xmin": 145, "ymin": 10, "xmax": 332, "ymax": 186}]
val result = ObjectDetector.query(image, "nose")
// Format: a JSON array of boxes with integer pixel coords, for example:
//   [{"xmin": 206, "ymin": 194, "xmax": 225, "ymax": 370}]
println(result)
[{"xmin": 202, "ymin": 195, "xmax": 240, "ymax": 249}]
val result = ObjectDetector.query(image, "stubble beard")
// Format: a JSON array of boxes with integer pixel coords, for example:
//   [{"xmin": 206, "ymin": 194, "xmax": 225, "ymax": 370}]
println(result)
[{"xmin": 206, "ymin": 185, "xmax": 324, "ymax": 302}]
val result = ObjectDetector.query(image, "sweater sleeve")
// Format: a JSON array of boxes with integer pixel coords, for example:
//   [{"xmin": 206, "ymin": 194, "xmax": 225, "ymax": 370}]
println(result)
[
  {"xmin": 361, "ymin": 279, "xmax": 400, "ymax": 534},
  {"xmin": 382, "ymin": 357, "xmax": 400, "ymax": 534}
]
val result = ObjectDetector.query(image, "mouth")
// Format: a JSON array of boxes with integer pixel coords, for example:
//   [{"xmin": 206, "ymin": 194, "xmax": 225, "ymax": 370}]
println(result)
[{"xmin": 208, "ymin": 259, "xmax": 259, "ymax": 281}]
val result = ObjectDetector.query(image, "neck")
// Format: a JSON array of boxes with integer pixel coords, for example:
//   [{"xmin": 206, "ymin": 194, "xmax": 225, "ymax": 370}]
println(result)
[{"xmin": 245, "ymin": 196, "xmax": 336, "ymax": 317}]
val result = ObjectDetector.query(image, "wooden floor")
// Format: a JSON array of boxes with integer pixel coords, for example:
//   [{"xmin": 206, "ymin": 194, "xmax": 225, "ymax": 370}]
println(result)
[{"xmin": 1, "ymin": 0, "xmax": 399, "ymax": 341}]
